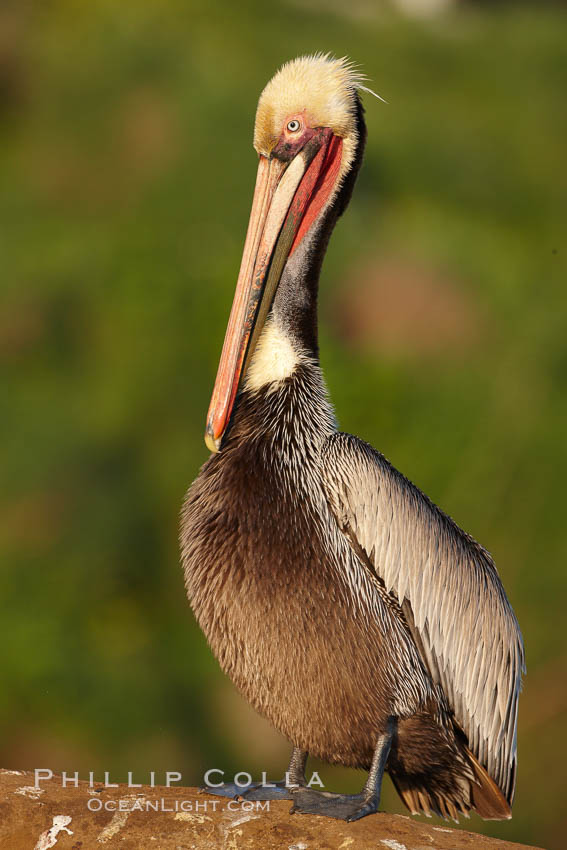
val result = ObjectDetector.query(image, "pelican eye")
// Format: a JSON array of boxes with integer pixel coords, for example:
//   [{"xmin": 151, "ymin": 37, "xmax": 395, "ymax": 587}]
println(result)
[{"xmin": 287, "ymin": 119, "xmax": 301, "ymax": 133}]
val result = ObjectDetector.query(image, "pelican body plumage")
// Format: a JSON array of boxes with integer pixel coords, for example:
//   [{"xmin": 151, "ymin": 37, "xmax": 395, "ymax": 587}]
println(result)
[{"xmin": 180, "ymin": 55, "xmax": 524, "ymax": 823}]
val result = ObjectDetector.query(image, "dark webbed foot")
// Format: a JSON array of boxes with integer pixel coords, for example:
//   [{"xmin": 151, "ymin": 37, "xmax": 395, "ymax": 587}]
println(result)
[
  {"xmin": 290, "ymin": 718, "xmax": 396, "ymax": 822},
  {"xmin": 200, "ymin": 746, "xmax": 308, "ymax": 802},
  {"xmin": 199, "ymin": 782, "xmax": 243, "ymax": 798},
  {"xmin": 290, "ymin": 787, "xmax": 379, "ymax": 821},
  {"xmin": 238, "ymin": 780, "xmax": 296, "ymax": 801},
  {"xmin": 199, "ymin": 780, "xmax": 294, "ymax": 800}
]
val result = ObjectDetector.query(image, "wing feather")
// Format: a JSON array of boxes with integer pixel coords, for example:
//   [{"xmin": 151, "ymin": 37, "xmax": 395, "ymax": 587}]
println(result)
[{"xmin": 322, "ymin": 432, "xmax": 524, "ymax": 803}]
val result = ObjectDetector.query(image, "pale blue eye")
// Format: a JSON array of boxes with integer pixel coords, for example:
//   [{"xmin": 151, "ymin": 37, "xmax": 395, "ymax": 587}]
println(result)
[{"xmin": 287, "ymin": 120, "xmax": 301, "ymax": 132}]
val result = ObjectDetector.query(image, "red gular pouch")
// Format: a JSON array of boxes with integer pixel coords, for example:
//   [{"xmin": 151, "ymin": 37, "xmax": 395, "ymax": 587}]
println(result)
[{"xmin": 287, "ymin": 132, "xmax": 343, "ymax": 257}]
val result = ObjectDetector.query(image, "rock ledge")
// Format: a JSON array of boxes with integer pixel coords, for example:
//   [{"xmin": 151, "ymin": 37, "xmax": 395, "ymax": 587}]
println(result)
[{"xmin": 0, "ymin": 769, "xmax": 543, "ymax": 849}]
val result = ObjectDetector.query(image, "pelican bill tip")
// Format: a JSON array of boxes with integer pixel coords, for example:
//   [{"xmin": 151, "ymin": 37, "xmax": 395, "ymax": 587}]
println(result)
[{"xmin": 204, "ymin": 427, "xmax": 222, "ymax": 454}]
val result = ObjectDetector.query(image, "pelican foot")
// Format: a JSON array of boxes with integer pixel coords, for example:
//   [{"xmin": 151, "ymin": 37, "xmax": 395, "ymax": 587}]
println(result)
[
  {"xmin": 200, "ymin": 781, "xmax": 294, "ymax": 801},
  {"xmin": 199, "ymin": 783, "xmax": 242, "ymax": 798},
  {"xmin": 238, "ymin": 781, "xmax": 296, "ymax": 801},
  {"xmin": 290, "ymin": 787, "xmax": 379, "ymax": 822}
]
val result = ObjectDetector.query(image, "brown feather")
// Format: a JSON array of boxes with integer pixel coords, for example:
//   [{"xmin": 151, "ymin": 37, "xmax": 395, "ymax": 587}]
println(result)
[{"xmin": 468, "ymin": 748, "xmax": 512, "ymax": 820}]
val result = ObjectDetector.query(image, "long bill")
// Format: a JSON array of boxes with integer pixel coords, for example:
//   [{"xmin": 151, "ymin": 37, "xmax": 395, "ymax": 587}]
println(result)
[{"xmin": 204, "ymin": 128, "xmax": 342, "ymax": 453}]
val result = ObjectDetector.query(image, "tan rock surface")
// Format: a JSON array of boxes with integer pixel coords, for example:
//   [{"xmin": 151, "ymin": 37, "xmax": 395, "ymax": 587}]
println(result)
[{"xmin": 0, "ymin": 769, "xmax": 544, "ymax": 850}]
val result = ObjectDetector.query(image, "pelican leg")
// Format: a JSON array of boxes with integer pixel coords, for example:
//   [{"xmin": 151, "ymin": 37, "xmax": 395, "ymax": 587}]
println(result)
[
  {"xmin": 290, "ymin": 717, "xmax": 396, "ymax": 822},
  {"xmin": 201, "ymin": 747, "xmax": 308, "ymax": 801}
]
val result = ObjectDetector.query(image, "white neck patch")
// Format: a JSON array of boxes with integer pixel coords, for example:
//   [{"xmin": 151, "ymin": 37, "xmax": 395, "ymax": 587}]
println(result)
[{"xmin": 244, "ymin": 318, "xmax": 302, "ymax": 391}]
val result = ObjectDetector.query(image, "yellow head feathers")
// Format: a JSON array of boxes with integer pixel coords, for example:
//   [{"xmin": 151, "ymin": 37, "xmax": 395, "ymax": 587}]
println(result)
[{"xmin": 253, "ymin": 54, "xmax": 370, "ymax": 172}]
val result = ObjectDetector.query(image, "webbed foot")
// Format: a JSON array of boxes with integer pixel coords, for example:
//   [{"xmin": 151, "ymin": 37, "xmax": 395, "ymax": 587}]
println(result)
[
  {"xmin": 200, "ymin": 746, "xmax": 308, "ymax": 802},
  {"xmin": 290, "ymin": 787, "xmax": 380, "ymax": 822},
  {"xmin": 199, "ymin": 782, "xmax": 242, "ymax": 798},
  {"xmin": 238, "ymin": 780, "xmax": 296, "ymax": 801},
  {"xmin": 200, "ymin": 780, "xmax": 295, "ymax": 801}
]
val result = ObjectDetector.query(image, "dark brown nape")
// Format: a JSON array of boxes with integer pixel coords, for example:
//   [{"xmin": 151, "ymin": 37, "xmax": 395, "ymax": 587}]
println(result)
[{"xmin": 334, "ymin": 95, "xmax": 367, "ymax": 219}]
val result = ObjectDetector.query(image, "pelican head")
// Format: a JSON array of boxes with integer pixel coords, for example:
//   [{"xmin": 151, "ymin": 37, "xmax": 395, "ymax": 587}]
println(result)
[
  {"xmin": 254, "ymin": 54, "xmax": 365, "ymax": 184},
  {"xmin": 205, "ymin": 54, "xmax": 369, "ymax": 453}
]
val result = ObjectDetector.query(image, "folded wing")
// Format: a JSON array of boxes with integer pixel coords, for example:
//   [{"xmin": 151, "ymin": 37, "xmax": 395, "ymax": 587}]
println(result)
[{"xmin": 322, "ymin": 432, "xmax": 524, "ymax": 804}]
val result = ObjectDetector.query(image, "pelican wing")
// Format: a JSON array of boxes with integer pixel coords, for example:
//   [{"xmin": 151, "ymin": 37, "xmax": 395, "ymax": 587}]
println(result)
[{"xmin": 322, "ymin": 432, "xmax": 524, "ymax": 803}]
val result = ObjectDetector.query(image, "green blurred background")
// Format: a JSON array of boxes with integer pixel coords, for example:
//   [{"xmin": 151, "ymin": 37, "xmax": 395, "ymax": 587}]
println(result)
[{"xmin": 1, "ymin": 0, "xmax": 565, "ymax": 847}]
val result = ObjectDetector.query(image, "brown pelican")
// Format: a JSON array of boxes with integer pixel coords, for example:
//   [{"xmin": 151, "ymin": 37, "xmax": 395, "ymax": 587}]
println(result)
[{"xmin": 181, "ymin": 54, "xmax": 524, "ymax": 823}]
